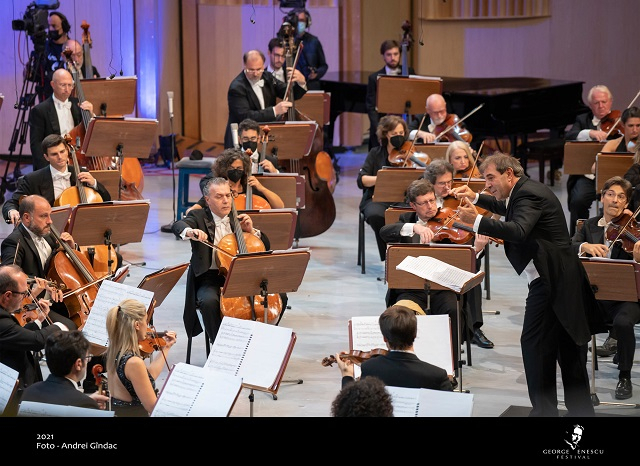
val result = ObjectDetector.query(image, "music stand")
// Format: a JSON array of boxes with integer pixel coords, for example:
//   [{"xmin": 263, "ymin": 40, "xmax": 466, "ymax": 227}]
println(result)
[
  {"xmin": 372, "ymin": 167, "xmax": 424, "ymax": 203},
  {"xmin": 51, "ymin": 205, "xmax": 72, "ymax": 234},
  {"xmin": 595, "ymin": 153, "xmax": 633, "ymax": 192},
  {"xmin": 138, "ymin": 262, "xmax": 189, "ymax": 323},
  {"xmin": 386, "ymin": 243, "xmax": 484, "ymax": 392},
  {"xmin": 254, "ymin": 174, "xmax": 305, "ymax": 209},
  {"xmin": 81, "ymin": 117, "xmax": 158, "ymax": 200},
  {"xmin": 66, "ymin": 202, "xmax": 150, "ymax": 276},
  {"xmin": 222, "ymin": 249, "xmax": 310, "ymax": 409},
  {"xmin": 258, "ymin": 122, "xmax": 317, "ymax": 160},
  {"xmin": 563, "ymin": 141, "xmax": 606, "ymax": 175},
  {"xmin": 235, "ymin": 209, "xmax": 298, "ymax": 250},
  {"xmin": 414, "ymin": 142, "xmax": 451, "ymax": 160},
  {"xmin": 80, "ymin": 77, "xmax": 137, "ymax": 116},
  {"xmin": 580, "ymin": 257, "xmax": 640, "ymax": 408},
  {"xmin": 377, "ymin": 75, "xmax": 443, "ymax": 115},
  {"xmin": 284, "ymin": 90, "xmax": 330, "ymax": 126}
]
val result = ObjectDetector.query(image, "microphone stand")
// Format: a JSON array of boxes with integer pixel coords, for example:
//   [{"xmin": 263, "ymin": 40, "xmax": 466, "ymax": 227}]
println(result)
[{"xmin": 160, "ymin": 115, "xmax": 177, "ymax": 233}]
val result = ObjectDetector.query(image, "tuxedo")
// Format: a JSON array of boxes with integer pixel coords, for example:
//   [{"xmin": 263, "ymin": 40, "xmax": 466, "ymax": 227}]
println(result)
[
  {"xmin": 21, "ymin": 374, "xmax": 99, "ymax": 409},
  {"xmin": 342, "ymin": 351, "xmax": 452, "ymax": 391},
  {"xmin": 474, "ymin": 175, "xmax": 599, "ymax": 416},
  {"xmin": 2, "ymin": 165, "xmax": 111, "ymax": 221},
  {"xmin": 172, "ymin": 209, "xmax": 271, "ymax": 342},
  {"xmin": 29, "ymin": 96, "xmax": 84, "ymax": 170},
  {"xmin": 225, "ymin": 70, "xmax": 306, "ymax": 149}
]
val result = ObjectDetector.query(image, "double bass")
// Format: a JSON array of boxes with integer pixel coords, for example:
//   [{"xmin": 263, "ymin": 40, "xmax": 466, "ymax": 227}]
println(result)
[{"xmin": 277, "ymin": 25, "xmax": 337, "ymax": 238}]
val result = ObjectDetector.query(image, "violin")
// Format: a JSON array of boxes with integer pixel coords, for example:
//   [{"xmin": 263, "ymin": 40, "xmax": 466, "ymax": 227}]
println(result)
[
  {"xmin": 426, "ymin": 207, "xmax": 475, "ymax": 244},
  {"xmin": 434, "ymin": 114, "xmax": 473, "ymax": 143},
  {"xmin": 389, "ymin": 140, "xmax": 431, "ymax": 168},
  {"xmin": 139, "ymin": 329, "xmax": 168, "ymax": 357},
  {"xmin": 606, "ymin": 212, "xmax": 640, "ymax": 253},
  {"xmin": 601, "ymin": 110, "xmax": 624, "ymax": 139},
  {"xmin": 321, "ymin": 348, "xmax": 389, "ymax": 367}
]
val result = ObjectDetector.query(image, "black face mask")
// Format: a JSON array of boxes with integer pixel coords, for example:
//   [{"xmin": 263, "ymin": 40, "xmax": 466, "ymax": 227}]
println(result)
[
  {"xmin": 227, "ymin": 168, "xmax": 244, "ymax": 183},
  {"xmin": 242, "ymin": 141, "xmax": 258, "ymax": 153},
  {"xmin": 390, "ymin": 135, "xmax": 405, "ymax": 150},
  {"xmin": 49, "ymin": 30, "xmax": 62, "ymax": 41}
]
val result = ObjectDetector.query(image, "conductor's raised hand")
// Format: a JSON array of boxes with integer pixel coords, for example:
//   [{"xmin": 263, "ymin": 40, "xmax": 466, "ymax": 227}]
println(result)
[
  {"xmin": 450, "ymin": 185, "xmax": 476, "ymax": 200},
  {"xmin": 457, "ymin": 197, "xmax": 480, "ymax": 224}
]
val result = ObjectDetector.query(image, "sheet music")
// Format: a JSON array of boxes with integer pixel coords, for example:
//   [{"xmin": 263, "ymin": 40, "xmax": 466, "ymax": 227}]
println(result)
[
  {"xmin": 350, "ymin": 315, "xmax": 453, "ymax": 375},
  {"xmin": 204, "ymin": 317, "xmax": 293, "ymax": 390},
  {"xmin": 396, "ymin": 255, "xmax": 481, "ymax": 293},
  {"xmin": 387, "ymin": 386, "xmax": 474, "ymax": 417},
  {"xmin": 0, "ymin": 363, "xmax": 18, "ymax": 415},
  {"xmin": 151, "ymin": 363, "xmax": 242, "ymax": 417},
  {"xmin": 17, "ymin": 401, "xmax": 115, "ymax": 417},
  {"xmin": 82, "ymin": 280, "xmax": 154, "ymax": 347}
]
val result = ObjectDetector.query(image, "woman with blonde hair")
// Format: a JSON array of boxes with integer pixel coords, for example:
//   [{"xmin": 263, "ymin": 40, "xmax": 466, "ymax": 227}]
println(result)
[
  {"xmin": 446, "ymin": 140, "xmax": 480, "ymax": 178},
  {"xmin": 105, "ymin": 299, "xmax": 177, "ymax": 416}
]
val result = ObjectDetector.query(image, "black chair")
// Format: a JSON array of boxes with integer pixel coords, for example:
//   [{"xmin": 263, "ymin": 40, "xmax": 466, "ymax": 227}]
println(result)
[
  {"xmin": 357, "ymin": 211, "xmax": 366, "ymax": 274},
  {"xmin": 185, "ymin": 307, "xmax": 210, "ymax": 364}
]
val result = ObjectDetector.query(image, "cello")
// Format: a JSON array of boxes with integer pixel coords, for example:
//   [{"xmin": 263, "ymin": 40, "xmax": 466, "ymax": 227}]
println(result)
[{"xmin": 278, "ymin": 24, "xmax": 337, "ymax": 238}]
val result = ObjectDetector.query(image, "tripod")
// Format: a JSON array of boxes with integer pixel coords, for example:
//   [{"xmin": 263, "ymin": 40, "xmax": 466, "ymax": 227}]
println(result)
[{"xmin": 1, "ymin": 51, "xmax": 43, "ymax": 203}]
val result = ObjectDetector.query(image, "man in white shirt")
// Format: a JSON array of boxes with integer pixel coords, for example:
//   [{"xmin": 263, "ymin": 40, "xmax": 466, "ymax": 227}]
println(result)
[{"xmin": 266, "ymin": 38, "xmax": 286, "ymax": 83}]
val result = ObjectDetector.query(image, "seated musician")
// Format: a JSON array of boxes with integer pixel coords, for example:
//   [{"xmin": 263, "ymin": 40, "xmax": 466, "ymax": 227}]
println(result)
[
  {"xmin": 446, "ymin": 140, "xmax": 481, "ymax": 179},
  {"xmin": 333, "ymin": 304, "xmax": 454, "ymax": 391},
  {"xmin": 571, "ymin": 176, "xmax": 640, "ymax": 400},
  {"xmin": 358, "ymin": 115, "xmax": 411, "ymax": 263},
  {"xmin": 0, "ymin": 195, "xmax": 78, "ymax": 331},
  {"xmin": 409, "ymin": 93, "xmax": 470, "ymax": 144},
  {"xmin": 3, "ymin": 134, "xmax": 111, "ymax": 225},
  {"xmin": 172, "ymin": 177, "xmax": 272, "ymax": 344},
  {"xmin": 422, "ymin": 160, "xmax": 495, "ymax": 349}
]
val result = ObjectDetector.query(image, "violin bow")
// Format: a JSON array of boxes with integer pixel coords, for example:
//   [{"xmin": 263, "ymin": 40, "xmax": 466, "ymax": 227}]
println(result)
[
  {"xmin": 282, "ymin": 41, "xmax": 304, "ymax": 103},
  {"xmin": 148, "ymin": 325, "xmax": 171, "ymax": 371},
  {"xmin": 434, "ymin": 103, "xmax": 484, "ymax": 142},
  {"xmin": 604, "ymin": 89, "xmax": 640, "ymax": 139},
  {"xmin": 24, "ymin": 288, "xmax": 55, "ymax": 326},
  {"xmin": 400, "ymin": 113, "xmax": 427, "ymax": 167}
]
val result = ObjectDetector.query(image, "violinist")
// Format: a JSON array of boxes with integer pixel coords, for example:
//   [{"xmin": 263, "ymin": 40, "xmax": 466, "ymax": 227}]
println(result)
[
  {"xmin": 172, "ymin": 178, "xmax": 271, "ymax": 345},
  {"xmin": 600, "ymin": 106, "xmax": 640, "ymax": 154},
  {"xmin": 358, "ymin": 115, "xmax": 411, "ymax": 263},
  {"xmin": 1, "ymin": 195, "xmax": 77, "ymax": 331},
  {"xmin": 0, "ymin": 265, "xmax": 67, "ymax": 416},
  {"xmin": 105, "ymin": 299, "xmax": 177, "ymax": 417},
  {"xmin": 21, "ymin": 331, "xmax": 109, "ymax": 410},
  {"xmin": 422, "ymin": 161, "xmax": 495, "ymax": 349},
  {"xmin": 333, "ymin": 304, "xmax": 454, "ymax": 391},
  {"xmin": 447, "ymin": 140, "xmax": 481, "ymax": 179},
  {"xmin": 409, "ymin": 93, "xmax": 471, "ymax": 144},
  {"xmin": 570, "ymin": 176, "xmax": 640, "ymax": 400},
  {"xmin": 224, "ymin": 49, "xmax": 306, "ymax": 149},
  {"xmin": 565, "ymin": 85, "xmax": 616, "ymax": 236},
  {"xmin": 29, "ymin": 68, "xmax": 95, "ymax": 170},
  {"xmin": 3, "ymin": 134, "xmax": 111, "ymax": 226}
]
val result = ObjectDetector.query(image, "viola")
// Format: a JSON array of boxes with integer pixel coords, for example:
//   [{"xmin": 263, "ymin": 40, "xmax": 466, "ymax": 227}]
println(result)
[
  {"xmin": 321, "ymin": 348, "xmax": 389, "ymax": 367},
  {"xmin": 434, "ymin": 114, "xmax": 472, "ymax": 143},
  {"xmin": 389, "ymin": 140, "xmax": 431, "ymax": 168},
  {"xmin": 606, "ymin": 212, "xmax": 640, "ymax": 253},
  {"xmin": 601, "ymin": 110, "xmax": 624, "ymax": 139}
]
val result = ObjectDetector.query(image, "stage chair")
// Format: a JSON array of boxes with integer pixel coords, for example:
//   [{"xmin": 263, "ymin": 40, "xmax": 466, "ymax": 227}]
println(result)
[
  {"xmin": 185, "ymin": 305, "xmax": 210, "ymax": 364},
  {"xmin": 357, "ymin": 211, "xmax": 366, "ymax": 274},
  {"xmin": 176, "ymin": 158, "xmax": 215, "ymax": 221}
]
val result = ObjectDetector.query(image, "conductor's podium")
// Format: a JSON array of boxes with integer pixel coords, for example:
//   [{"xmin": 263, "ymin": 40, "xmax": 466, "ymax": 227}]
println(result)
[{"xmin": 176, "ymin": 158, "xmax": 216, "ymax": 221}]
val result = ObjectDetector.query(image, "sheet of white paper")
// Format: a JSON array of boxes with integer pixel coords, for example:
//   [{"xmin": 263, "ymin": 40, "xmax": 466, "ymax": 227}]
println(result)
[
  {"xmin": 0, "ymin": 362, "xmax": 18, "ymax": 414},
  {"xmin": 17, "ymin": 401, "xmax": 115, "ymax": 417},
  {"xmin": 387, "ymin": 386, "xmax": 474, "ymax": 417},
  {"xmin": 82, "ymin": 280, "xmax": 154, "ymax": 347},
  {"xmin": 396, "ymin": 255, "xmax": 481, "ymax": 292}
]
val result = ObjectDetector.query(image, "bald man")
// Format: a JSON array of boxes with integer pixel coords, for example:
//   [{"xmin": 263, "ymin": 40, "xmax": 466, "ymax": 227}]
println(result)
[
  {"xmin": 409, "ymin": 94, "xmax": 464, "ymax": 144},
  {"xmin": 64, "ymin": 39, "xmax": 100, "ymax": 79},
  {"xmin": 224, "ymin": 49, "xmax": 307, "ymax": 149}
]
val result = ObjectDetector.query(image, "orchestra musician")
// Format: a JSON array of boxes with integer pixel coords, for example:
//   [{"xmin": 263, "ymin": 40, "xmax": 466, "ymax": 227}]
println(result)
[
  {"xmin": 0, "ymin": 264, "xmax": 66, "ymax": 416},
  {"xmin": 172, "ymin": 177, "xmax": 270, "ymax": 345},
  {"xmin": 64, "ymin": 39, "xmax": 100, "ymax": 79},
  {"xmin": 29, "ymin": 68, "xmax": 95, "ymax": 171},
  {"xmin": 422, "ymin": 161, "xmax": 495, "ymax": 349},
  {"xmin": 453, "ymin": 153, "xmax": 600, "ymax": 416},
  {"xmin": 600, "ymin": 106, "xmax": 640, "ymax": 154},
  {"xmin": 409, "ymin": 93, "xmax": 470, "ymax": 144},
  {"xmin": 330, "ymin": 375, "xmax": 394, "ymax": 417},
  {"xmin": 333, "ymin": 304, "xmax": 454, "ymax": 391},
  {"xmin": 447, "ymin": 140, "xmax": 481, "ymax": 179},
  {"xmin": 0, "ymin": 195, "xmax": 77, "ymax": 331},
  {"xmin": 571, "ymin": 176, "xmax": 640, "ymax": 400},
  {"xmin": 105, "ymin": 299, "xmax": 177, "ymax": 417}
]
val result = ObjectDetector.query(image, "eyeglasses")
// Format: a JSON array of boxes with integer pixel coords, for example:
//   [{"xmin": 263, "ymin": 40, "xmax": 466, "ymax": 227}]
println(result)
[
  {"xmin": 84, "ymin": 354, "xmax": 93, "ymax": 362},
  {"xmin": 245, "ymin": 68, "xmax": 264, "ymax": 74},
  {"xmin": 603, "ymin": 190, "xmax": 627, "ymax": 201},
  {"xmin": 435, "ymin": 180, "xmax": 453, "ymax": 187},
  {"xmin": 413, "ymin": 198, "xmax": 437, "ymax": 207},
  {"xmin": 9, "ymin": 290, "xmax": 29, "ymax": 298}
]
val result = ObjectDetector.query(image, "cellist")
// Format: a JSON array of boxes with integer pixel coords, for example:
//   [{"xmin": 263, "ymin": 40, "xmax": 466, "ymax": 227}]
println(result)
[{"xmin": 172, "ymin": 177, "xmax": 278, "ymax": 345}]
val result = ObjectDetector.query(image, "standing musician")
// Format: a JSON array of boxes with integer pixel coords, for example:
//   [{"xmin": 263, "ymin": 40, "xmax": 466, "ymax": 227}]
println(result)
[
  {"xmin": 358, "ymin": 115, "xmax": 412, "ymax": 263},
  {"xmin": 333, "ymin": 304, "xmax": 454, "ymax": 391},
  {"xmin": 0, "ymin": 195, "xmax": 77, "ymax": 331},
  {"xmin": 3, "ymin": 134, "xmax": 110, "ymax": 225},
  {"xmin": 422, "ymin": 160, "xmax": 495, "ymax": 349},
  {"xmin": 172, "ymin": 177, "xmax": 271, "ymax": 345},
  {"xmin": 452, "ymin": 153, "xmax": 600, "ymax": 416},
  {"xmin": 0, "ymin": 265, "xmax": 66, "ymax": 416},
  {"xmin": 571, "ymin": 176, "xmax": 640, "ymax": 400},
  {"xmin": 29, "ymin": 68, "xmax": 95, "ymax": 171},
  {"xmin": 224, "ymin": 49, "xmax": 307, "ymax": 149},
  {"xmin": 64, "ymin": 39, "xmax": 100, "ymax": 79}
]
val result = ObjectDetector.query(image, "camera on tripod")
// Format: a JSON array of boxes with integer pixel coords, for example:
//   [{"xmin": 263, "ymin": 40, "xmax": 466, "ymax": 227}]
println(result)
[{"xmin": 12, "ymin": 1, "xmax": 61, "ymax": 53}]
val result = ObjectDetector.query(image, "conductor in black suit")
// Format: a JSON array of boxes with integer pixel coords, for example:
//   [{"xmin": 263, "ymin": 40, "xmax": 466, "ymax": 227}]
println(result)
[
  {"xmin": 172, "ymin": 177, "xmax": 270, "ymax": 344},
  {"xmin": 335, "ymin": 304, "xmax": 454, "ymax": 391},
  {"xmin": 29, "ymin": 68, "xmax": 94, "ymax": 171},
  {"xmin": 21, "ymin": 330, "xmax": 109, "ymax": 410},
  {"xmin": 3, "ymin": 134, "xmax": 111, "ymax": 225},
  {"xmin": 454, "ymin": 153, "xmax": 601, "ymax": 416},
  {"xmin": 224, "ymin": 49, "xmax": 307, "ymax": 149},
  {"xmin": 365, "ymin": 40, "xmax": 415, "ymax": 150}
]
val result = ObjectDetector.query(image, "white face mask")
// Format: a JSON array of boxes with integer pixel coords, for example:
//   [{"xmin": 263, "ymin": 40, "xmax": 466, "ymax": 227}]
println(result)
[
  {"xmin": 296, "ymin": 22, "xmax": 306, "ymax": 36},
  {"xmin": 628, "ymin": 140, "xmax": 636, "ymax": 152}
]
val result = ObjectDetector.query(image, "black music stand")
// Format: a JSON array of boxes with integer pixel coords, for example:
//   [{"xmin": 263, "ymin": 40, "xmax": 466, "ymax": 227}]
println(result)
[
  {"xmin": 376, "ymin": 75, "xmax": 443, "ymax": 115},
  {"xmin": 138, "ymin": 262, "xmax": 189, "ymax": 323},
  {"xmin": 580, "ymin": 258, "xmax": 640, "ymax": 409},
  {"xmin": 66, "ymin": 202, "xmax": 150, "ymax": 277},
  {"xmin": 386, "ymin": 243, "xmax": 484, "ymax": 392},
  {"xmin": 51, "ymin": 205, "xmax": 73, "ymax": 234},
  {"xmin": 222, "ymin": 249, "xmax": 310, "ymax": 410},
  {"xmin": 80, "ymin": 77, "xmax": 137, "ymax": 117},
  {"xmin": 81, "ymin": 117, "xmax": 158, "ymax": 200}
]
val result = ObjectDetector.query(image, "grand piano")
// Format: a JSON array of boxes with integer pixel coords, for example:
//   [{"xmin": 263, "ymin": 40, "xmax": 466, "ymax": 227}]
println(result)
[{"xmin": 320, "ymin": 72, "xmax": 588, "ymax": 155}]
